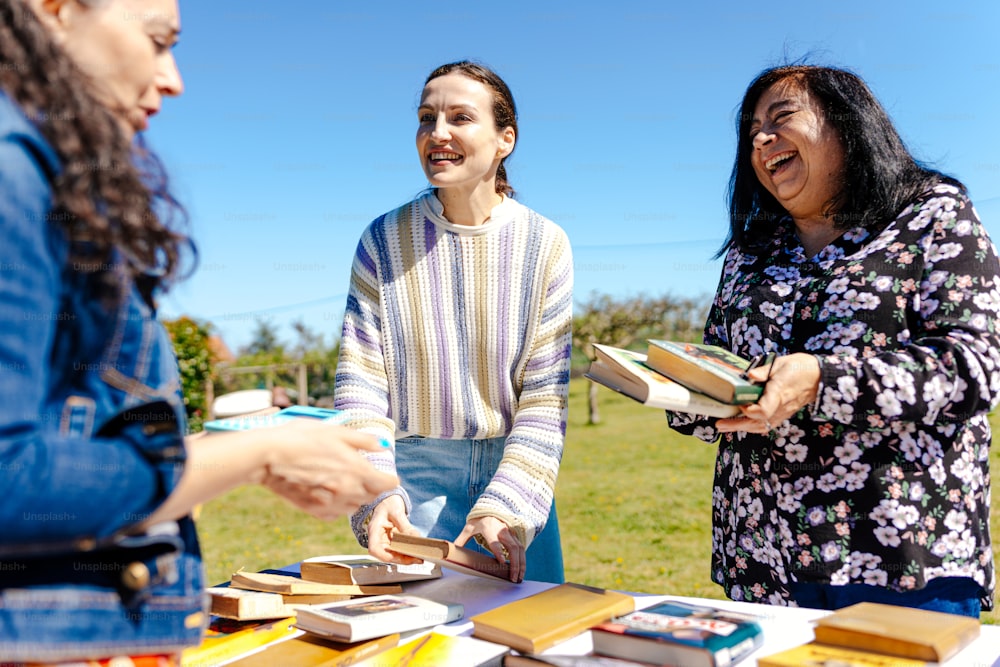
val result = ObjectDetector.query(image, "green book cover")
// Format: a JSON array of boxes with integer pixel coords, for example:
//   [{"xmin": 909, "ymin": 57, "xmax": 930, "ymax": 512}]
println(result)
[{"xmin": 645, "ymin": 340, "xmax": 763, "ymax": 405}]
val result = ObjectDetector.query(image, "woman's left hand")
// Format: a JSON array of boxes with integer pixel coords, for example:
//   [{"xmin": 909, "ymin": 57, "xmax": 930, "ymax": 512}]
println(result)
[
  {"xmin": 716, "ymin": 353, "xmax": 821, "ymax": 435},
  {"xmin": 455, "ymin": 516, "xmax": 525, "ymax": 583}
]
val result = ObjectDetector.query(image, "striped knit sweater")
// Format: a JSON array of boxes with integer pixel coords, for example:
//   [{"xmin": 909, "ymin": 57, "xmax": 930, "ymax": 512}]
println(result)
[{"xmin": 334, "ymin": 192, "xmax": 573, "ymax": 548}]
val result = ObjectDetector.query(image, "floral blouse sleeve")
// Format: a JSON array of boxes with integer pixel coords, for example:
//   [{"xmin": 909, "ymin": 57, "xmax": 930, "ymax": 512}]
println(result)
[{"xmin": 811, "ymin": 188, "xmax": 1000, "ymax": 427}]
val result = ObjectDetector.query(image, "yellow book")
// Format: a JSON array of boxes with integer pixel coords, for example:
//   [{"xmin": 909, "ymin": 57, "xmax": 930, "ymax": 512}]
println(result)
[
  {"xmin": 181, "ymin": 616, "xmax": 299, "ymax": 667},
  {"xmin": 758, "ymin": 641, "xmax": 928, "ymax": 666},
  {"xmin": 470, "ymin": 583, "xmax": 635, "ymax": 654},
  {"xmin": 353, "ymin": 632, "xmax": 509, "ymax": 666},
  {"xmin": 811, "ymin": 602, "xmax": 980, "ymax": 662},
  {"xmin": 226, "ymin": 632, "xmax": 400, "ymax": 667}
]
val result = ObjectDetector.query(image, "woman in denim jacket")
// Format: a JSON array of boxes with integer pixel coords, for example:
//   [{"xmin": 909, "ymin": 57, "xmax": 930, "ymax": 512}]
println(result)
[{"xmin": 0, "ymin": 1, "xmax": 397, "ymax": 662}]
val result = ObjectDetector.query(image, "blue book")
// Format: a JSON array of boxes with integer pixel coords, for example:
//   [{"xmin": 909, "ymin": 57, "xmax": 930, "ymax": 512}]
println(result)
[
  {"xmin": 204, "ymin": 406, "xmax": 348, "ymax": 432},
  {"xmin": 591, "ymin": 600, "xmax": 764, "ymax": 667}
]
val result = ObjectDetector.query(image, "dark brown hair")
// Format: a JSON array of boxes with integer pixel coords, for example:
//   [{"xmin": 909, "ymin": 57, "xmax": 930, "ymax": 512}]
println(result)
[
  {"xmin": 0, "ymin": 0, "xmax": 190, "ymax": 296},
  {"xmin": 425, "ymin": 60, "xmax": 518, "ymax": 198}
]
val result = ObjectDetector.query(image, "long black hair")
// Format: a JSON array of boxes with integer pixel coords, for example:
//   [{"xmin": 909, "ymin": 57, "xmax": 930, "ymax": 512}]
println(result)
[
  {"xmin": 0, "ymin": 0, "xmax": 191, "ymax": 294},
  {"xmin": 722, "ymin": 65, "xmax": 955, "ymax": 255}
]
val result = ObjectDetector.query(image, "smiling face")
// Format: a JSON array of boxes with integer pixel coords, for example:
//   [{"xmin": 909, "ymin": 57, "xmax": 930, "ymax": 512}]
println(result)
[
  {"xmin": 38, "ymin": 0, "xmax": 183, "ymax": 137},
  {"xmin": 415, "ymin": 72, "xmax": 515, "ymax": 197},
  {"xmin": 748, "ymin": 77, "xmax": 845, "ymax": 224}
]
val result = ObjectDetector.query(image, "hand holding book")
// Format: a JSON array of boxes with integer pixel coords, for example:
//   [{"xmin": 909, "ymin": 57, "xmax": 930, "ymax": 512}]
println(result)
[{"xmin": 716, "ymin": 352, "xmax": 821, "ymax": 437}]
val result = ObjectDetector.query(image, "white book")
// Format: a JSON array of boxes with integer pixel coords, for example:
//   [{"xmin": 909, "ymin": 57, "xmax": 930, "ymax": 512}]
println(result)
[{"xmin": 294, "ymin": 594, "xmax": 464, "ymax": 643}]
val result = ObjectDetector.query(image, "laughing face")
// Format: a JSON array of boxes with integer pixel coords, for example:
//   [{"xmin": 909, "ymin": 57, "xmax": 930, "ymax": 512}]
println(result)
[
  {"xmin": 748, "ymin": 78, "xmax": 845, "ymax": 223},
  {"xmin": 415, "ymin": 72, "xmax": 515, "ymax": 196}
]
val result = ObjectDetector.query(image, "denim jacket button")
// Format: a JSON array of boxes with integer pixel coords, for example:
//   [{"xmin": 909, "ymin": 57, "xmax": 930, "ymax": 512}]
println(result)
[
  {"xmin": 121, "ymin": 561, "xmax": 151, "ymax": 591},
  {"xmin": 75, "ymin": 537, "xmax": 97, "ymax": 551}
]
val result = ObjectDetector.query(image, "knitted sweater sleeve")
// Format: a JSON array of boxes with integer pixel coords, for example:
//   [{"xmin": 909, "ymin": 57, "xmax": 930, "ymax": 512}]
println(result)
[
  {"xmin": 466, "ymin": 227, "xmax": 573, "ymax": 548},
  {"xmin": 333, "ymin": 226, "xmax": 408, "ymax": 545}
]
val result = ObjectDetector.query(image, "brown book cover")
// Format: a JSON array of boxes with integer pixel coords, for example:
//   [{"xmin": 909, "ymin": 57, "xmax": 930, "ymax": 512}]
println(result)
[
  {"xmin": 645, "ymin": 340, "xmax": 762, "ymax": 404},
  {"xmin": 387, "ymin": 534, "xmax": 511, "ymax": 581},
  {"xmin": 811, "ymin": 602, "xmax": 980, "ymax": 662},
  {"xmin": 471, "ymin": 583, "xmax": 635, "ymax": 654},
  {"xmin": 230, "ymin": 570, "xmax": 402, "ymax": 596},
  {"xmin": 225, "ymin": 631, "xmax": 400, "ymax": 667},
  {"xmin": 300, "ymin": 554, "xmax": 442, "ymax": 586},
  {"xmin": 758, "ymin": 641, "xmax": 928, "ymax": 666},
  {"xmin": 206, "ymin": 586, "xmax": 297, "ymax": 621}
]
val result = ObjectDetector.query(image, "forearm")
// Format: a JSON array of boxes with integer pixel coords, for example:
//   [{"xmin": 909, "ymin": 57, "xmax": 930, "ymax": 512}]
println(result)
[{"xmin": 140, "ymin": 430, "xmax": 271, "ymax": 527}]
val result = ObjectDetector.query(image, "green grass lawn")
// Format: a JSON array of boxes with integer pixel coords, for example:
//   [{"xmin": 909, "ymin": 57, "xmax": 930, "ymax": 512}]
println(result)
[{"xmin": 196, "ymin": 378, "xmax": 1000, "ymax": 623}]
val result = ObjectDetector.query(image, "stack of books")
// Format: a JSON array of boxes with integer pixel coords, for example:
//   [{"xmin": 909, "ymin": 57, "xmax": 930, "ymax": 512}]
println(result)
[{"xmin": 585, "ymin": 340, "xmax": 763, "ymax": 417}]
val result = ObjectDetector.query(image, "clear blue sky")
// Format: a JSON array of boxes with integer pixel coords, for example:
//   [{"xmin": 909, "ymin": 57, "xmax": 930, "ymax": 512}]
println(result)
[{"xmin": 150, "ymin": 1, "xmax": 1000, "ymax": 352}]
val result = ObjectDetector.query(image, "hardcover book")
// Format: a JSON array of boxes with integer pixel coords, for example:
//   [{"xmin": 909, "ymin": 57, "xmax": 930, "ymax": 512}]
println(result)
[
  {"xmin": 180, "ymin": 616, "xmax": 300, "ymax": 667},
  {"xmin": 225, "ymin": 632, "xmax": 400, "ymax": 667},
  {"xmin": 590, "ymin": 600, "xmax": 764, "ymax": 667},
  {"xmin": 470, "ymin": 583, "xmax": 635, "ymax": 654},
  {"xmin": 354, "ymin": 631, "xmax": 510, "ymax": 666},
  {"xmin": 645, "ymin": 340, "xmax": 763, "ymax": 404},
  {"xmin": 387, "ymin": 533, "xmax": 511, "ymax": 581},
  {"xmin": 300, "ymin": 554, "xmax": 442, "ymax": 586},
  {"xmin": 811, "ymin": 601, "xmax": 980, "ymax": 662},
  {"xmin": 229, "ymin": 570, "xmax": 402, "ymax": 596},
  {"xmin": 294, "ymin": 595, "xmax": 464, "ymax": 643},
  {"xmin": 586, "ymin": 344, "xmax": 740, "ymax": 418},
  {"xmin": 757, "ymin": 641, "xmax": 928, "ymax": 666},
  {"xmin": 206, "ymin": 586, "xmax": 300, "ymax": 621}
]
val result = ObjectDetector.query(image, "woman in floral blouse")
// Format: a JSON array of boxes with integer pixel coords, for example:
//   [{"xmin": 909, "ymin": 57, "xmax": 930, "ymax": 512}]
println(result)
[{"xmin": 668, "ymin": 65, "xmax": 999, "ymax": 617}]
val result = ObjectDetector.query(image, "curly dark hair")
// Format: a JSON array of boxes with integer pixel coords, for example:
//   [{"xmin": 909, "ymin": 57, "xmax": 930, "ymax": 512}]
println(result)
[
  {"xmin": 722, "ymin": 64, "xmax": 957, "ymax": 256},
  {"xmin": 0, "ymin": 0, "xmax": 191, "ymax": 296},
  {"xmin": 425, "ymin": 60, "xmax": 518, "ymax": 198}
]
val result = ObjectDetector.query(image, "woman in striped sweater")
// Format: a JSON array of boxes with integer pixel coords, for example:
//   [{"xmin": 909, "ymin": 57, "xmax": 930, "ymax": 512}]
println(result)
[{"xmin": 334, "ymin": 61, "xmax": 573, "ymax": 583}]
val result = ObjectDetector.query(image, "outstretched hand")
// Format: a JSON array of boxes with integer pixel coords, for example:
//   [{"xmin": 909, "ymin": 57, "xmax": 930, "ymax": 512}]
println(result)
[{"xmin": 260, "ymin": 421, "xmax": 398, "ymax": 521}]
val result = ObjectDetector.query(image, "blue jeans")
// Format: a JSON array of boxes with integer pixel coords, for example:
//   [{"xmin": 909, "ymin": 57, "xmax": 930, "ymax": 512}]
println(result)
[
  {"xmin": 787, "ymin": 576, "xmax": 983, "ymax": 618},
  {"xmin": 395, "ymin": 436, "xmax": 565, "ymax": 584}
]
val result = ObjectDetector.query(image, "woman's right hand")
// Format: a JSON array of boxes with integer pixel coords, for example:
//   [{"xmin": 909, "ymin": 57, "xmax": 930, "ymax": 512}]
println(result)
[
  {"xmin": 257, "ymin": 421, "xmax": 399, "ymax": 521},
  {"xmin": 365, "ymin": 495, "xmax": 422, "ymax": 563}
]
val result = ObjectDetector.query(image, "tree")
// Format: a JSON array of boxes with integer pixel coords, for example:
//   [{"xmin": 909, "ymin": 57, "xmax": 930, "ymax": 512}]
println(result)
[
  {"xmin": 572, "ymin": 292, "xmax": 709, "ymax": 424},
  {"xmin": 162, "ymin": 316, "xmax": 216, "ymax": 432}
]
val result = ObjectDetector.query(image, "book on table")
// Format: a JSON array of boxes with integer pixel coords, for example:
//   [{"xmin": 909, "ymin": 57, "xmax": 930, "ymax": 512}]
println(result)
[
  {"xmin": 294, "ymin": 594, "xmax": 464, "ymax": 643},
  {"xmin": 180, "ymin": 615, "xmax": 300, "ymax": 666},
  {"xmin": 300, "ymin": 553, "xmax": 441, "ymax": 586},
  {"xmin": 470, "ymin": 582, "xmax": 635, "ymax": 654},
  {"xmin": 229, "ymin": 569, "xmax": 402, "ymax": 596},
  {"xmin": 224, "ymin": 631, "xmax": 401, "ymax": 667},
  {"xmin": 386, "ymin": 533, "xmax": 511, "ymax": 581},
  {"xmin": 645, "ymin": 339, "xmax": 763, "ymax": 404},
  {"xmin": 757, "ymin": 641, "xmax": 929, "ymax": 666},
  {"xmin": 504, "ymin": 655, "xmax": 655, "ymax": 666},
  {"xmin": 590, "ymin": 599, "xmax": 764, "ymax": 667},
  {"xmin": 353, "ymin": 631, "xmax": 510, "ymax": 666},
  {"xmin": 206, "ymin": 586, "xmax": 304, "ymax": 621},
  {"xmin": 585, "ymin": 343, "xmax": 741, "ymax": 418},
  {"xmin": 810, "ymin": 601, "xmax": 980, "ymax": 662}
]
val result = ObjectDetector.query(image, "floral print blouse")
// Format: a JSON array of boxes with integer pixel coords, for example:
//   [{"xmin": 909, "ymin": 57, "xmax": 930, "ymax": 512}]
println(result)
[{"xmin": 668, "ymin": 183, "xmax": 1000, "ymax": 609}]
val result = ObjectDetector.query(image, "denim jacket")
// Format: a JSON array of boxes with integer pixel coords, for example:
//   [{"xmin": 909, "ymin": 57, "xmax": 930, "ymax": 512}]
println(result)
[{"xmin": 0, "ymin": 92, "xmax": 207, "ymax": 659}]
